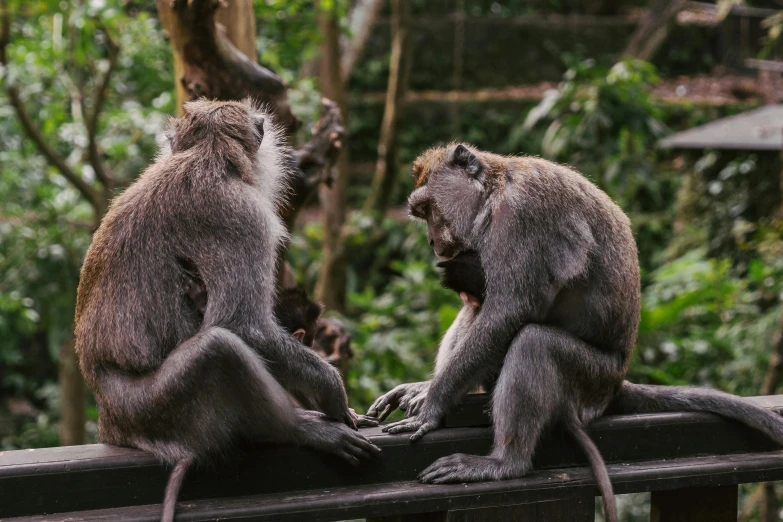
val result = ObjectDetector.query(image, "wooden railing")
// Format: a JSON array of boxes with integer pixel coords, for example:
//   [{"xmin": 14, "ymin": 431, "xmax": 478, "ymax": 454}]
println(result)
[{"xmin": 2, "ymin": 394, "xmax": 783, "ymax": 521}]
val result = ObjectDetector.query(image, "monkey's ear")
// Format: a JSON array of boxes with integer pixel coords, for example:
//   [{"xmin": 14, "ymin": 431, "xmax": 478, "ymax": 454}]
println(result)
[
  {"xmin": 452, "ymin": 144, "xmax": 482, "ymax": 177},
  {"xmin": 253, "ymin": 117, "xmax": 265, "ymax": 145},
  {"xmin": 293, "ymin": 329, "xmax": 306, "ymax": 342}
]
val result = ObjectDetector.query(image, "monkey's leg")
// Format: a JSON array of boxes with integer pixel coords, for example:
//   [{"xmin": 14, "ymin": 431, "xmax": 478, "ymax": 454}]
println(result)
[
  {"xmin": 104, "ymin": 327, "xmax": 300, "ymax": 463},
  {"xmin": 106, "ymin": 327, "xmax": 377, "ymax": 465},
  {"xmin": 418, "ymin": 324, "xmax": 619, "ymax": 484}
]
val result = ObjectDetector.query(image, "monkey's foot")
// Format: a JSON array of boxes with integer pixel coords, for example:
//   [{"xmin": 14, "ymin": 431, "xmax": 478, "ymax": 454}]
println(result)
[
  {"xmin": 297, "ymin": 411, "xmax": 381, "ymax": 466},
  {"xmin": 418, "ymin": 453, "xmax": 521, "ymax": 484}
]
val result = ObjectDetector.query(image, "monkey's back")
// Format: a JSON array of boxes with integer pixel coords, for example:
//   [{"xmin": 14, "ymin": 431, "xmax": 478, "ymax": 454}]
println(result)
[
  {"xmin": 75, "ymin": 153, "xmax": 279, "ymax": 389},
  {"xmin": 76, "ymin": 163, "xmax": 202, "ymax": 384},
  {"xmin": 511, "ymin": 157, "xmax": 641, "ymax": 360}
]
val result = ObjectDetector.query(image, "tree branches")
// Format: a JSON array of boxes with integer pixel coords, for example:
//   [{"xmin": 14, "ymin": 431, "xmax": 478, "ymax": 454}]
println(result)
[
  {"xmin": 0, "ymin": 0, "xmax": 119, "ymax": 218},
  {"xmin": 157, "ymin": 0, "xmax": 347, "ymax": 229}
]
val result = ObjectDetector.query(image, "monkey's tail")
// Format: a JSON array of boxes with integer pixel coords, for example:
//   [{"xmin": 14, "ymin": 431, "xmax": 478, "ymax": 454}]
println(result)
[
  {"xmin": 612, "ymin": 382, "xmax": 783, "ymax": 445},
  {"xmin": 565, "ymin": 417, "xmax": 617, "ymax": 522},
  {"xmin": 161, "ymin": 456, "xmax": 193, "ymax": 522}
]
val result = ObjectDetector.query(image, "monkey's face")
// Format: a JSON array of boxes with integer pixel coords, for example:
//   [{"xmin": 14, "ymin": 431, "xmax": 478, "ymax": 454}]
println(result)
[
  {"xmin": 409, "ymin": 144, "xmax": 489, "ymax": 259},
  {"xmin": 315, "ymin": 319, "xmax": 354, "ymax": 361}
]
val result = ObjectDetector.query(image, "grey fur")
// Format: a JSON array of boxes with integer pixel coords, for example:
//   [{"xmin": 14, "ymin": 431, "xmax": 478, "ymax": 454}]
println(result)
[{"xmin": 75, "ymin": 100, "xmax": 379, "ymax": 522}]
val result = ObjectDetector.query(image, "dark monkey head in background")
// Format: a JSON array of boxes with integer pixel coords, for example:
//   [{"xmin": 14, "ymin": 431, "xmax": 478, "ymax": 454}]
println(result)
[
  {"xmin": 370, "ymin": 143, "xmax": 783, "ymax": 522},
  {"xmin": 273, "ymin": 287, "xmax": 323, "ymax": 347},
  {"xmin": 75, "ymin": 100, "xmax": 379, "ymax": 522}
]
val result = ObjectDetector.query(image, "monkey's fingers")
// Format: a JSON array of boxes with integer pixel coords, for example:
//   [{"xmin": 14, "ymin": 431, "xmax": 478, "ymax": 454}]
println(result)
[
  {"xmin": 367, "ymin": 390, "xmax": 401, "ymax": 419},
  {"xmin": 419, "ymin": 464, "xmax": 458, "ymax": 484},
  {"xmin": 355, "ymin": 415, "xmax": 380, "ymax": 428},
  {"xmin": 335, "ymin": 450, "xmax": 361, "ymax": 467},
  {"xmin": 406, "ymin": 394, "xmax": 426, "ymax": 417},
  {"xmin": 410, "ymin": 422, "xmax": 437, "ymax": 442},
  {"xmin": 379, "ymin": 405, "xmax": 393, "ymax": 421},
  {"xmin": 382, "ymin": 417, "xmax": 421, "ymax": 435},
  {"xmin": 344, "ymin": 410, "xmax": 359, "ymax": 430},
  {"xmin": 349, "ymin": 433, "xmax": 382, "ymax": 458}
]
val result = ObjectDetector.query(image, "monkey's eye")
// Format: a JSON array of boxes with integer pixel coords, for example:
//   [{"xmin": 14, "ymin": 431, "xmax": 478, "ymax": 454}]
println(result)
[{"xmin": 411, "ymin": 202, "xmax": 429, "ymax": 219}]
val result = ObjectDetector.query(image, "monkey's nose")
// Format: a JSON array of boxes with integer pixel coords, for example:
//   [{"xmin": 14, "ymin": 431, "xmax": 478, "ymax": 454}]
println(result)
[{"xmin": 428, "ymin": 238, "xmax": 434, "ymax": 247}]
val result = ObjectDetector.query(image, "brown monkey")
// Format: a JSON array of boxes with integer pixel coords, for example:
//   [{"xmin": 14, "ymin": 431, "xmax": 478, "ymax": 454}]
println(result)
[
  {"xmin": 271, "ymin": 289, "xmax": 375, "ymax": 427},
  {"xmin": 369, "ymin": 143, "xmax": 783, "ymax": 522},
  {"xmin": 75, "ymin": 100, "xmax": 379, "ymax": 522},
  {"xmin": 188, "ymin": 282, "xmax": 374, "ymax": 426},
  {"xmin": 314, "ymin": 318, "xmax": 354, "ymax": 377}
]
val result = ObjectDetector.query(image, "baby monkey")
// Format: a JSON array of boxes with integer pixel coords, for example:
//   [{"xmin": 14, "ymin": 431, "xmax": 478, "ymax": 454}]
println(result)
[{"xmin": 437, "ymin": 250, "xmax": 485, "ymax": 307}]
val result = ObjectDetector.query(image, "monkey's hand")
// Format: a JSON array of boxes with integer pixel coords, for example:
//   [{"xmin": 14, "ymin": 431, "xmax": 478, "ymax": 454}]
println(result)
[
  {"xmin": 366, "ymin": 381, "xmax": 430, "ymax": 421},
  {"xmin": 313, "ymin": 364, "xmax": 358, "ymax": 430},
  {"xmin": 381, "ymin": 412, "xmax": 441, "ymax": 442},
  {"xmin": 348, "ymin": 407, "xmax": 380, "ymax": 428},
  {"xmin": 400, "ymin": 387, "xmax": 429, "ymax": 417}
]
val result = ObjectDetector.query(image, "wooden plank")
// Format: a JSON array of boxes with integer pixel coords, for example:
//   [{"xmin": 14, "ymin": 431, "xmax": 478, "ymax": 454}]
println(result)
[
  {"xmin": 447, "ymin": 496, "xmax": 595, "ymax": 522},
  {"xmin": 650, "ymin": 485, "xmax": 738, "ymax": 522},
  {"xmin": 368, "ymin": 514, "xmax": 447, "ymax": 522},
  {"xmin": 5, "ymin": 452, "xmax": 783, "ymax": 522},
  {"xmin": 2, "ymin": 394, "xmax": 783, "ymax": 517}
]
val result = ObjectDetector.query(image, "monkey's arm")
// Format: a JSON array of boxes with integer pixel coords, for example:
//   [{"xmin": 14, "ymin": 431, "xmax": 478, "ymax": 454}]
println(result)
[
  {"xmin": 383, "ymin": 293, "xmax": 532, "ymax": 440},
  {"xmin": 367, "ymin": 304, "xmax": 474, "ymax": 420},
  {"xmin": 243, "ymin": 327, "xmax": 355, "ymax": 426},
  {"xmin": 177, "ymin": 192, "xmax": 354, "ymax": 427}
]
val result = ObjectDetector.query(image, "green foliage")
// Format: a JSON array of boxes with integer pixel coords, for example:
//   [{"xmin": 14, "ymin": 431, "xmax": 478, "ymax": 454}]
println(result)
[
  {"xmin": 521, "ymin": 59, "xmax": 668, "ymax": 205},
  {"xmin": 287, "ymin": 215, "xmax": 460, "ymax": 412},
  {"xmin": 0, "ymin": 0, "xmax": 173, "ymax": 446},
  {"xmin": 631, "ymin": 242, "xmax": 783, "ymax": 397}
]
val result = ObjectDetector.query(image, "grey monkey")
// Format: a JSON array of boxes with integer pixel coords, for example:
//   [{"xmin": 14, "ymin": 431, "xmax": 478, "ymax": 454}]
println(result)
[
  {"xmin": 75, "ymin": 100, "xmax": 380, "ymax": 522},
  {"xmin": 368, "ymin": 143, "xmax": 783, "ymax": 522}
]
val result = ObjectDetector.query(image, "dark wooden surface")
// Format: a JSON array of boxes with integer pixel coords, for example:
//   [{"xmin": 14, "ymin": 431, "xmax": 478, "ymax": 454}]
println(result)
[
  {"xmin": 2, "ymin": 394, "xmax": 783, "ymax": 520},
  {"xmin": 446, "ymin": 495, "xmax": 595, "ymax": 522},
  {"xmin": 6, "ymin": 452, "xmax": 783, "ymax": 521},
  {"xmin": 650, "ymin": 485, "xmax": 739, "ymax": 522}
]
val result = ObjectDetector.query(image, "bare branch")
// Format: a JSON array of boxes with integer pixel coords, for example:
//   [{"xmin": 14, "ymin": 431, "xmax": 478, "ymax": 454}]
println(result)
[
  {"xmin": 84, "ymin": 24, "xmax": 120, "ymax": 189},
  {"xmin": 340, "ymin": 0, "xmax": 384, "ymax": 83},
  {"xmin": 0, "ymin": 0, "xmax": 103, "ymax": 214}
]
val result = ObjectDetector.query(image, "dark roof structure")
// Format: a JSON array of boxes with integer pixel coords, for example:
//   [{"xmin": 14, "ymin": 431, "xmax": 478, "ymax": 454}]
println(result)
[{"xmin": 659, "ymin": 104, "xmax": 783, "ymax": 150}]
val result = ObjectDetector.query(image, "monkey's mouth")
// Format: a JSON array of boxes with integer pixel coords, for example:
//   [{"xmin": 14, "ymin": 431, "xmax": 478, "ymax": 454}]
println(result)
[
  {"xmin": 436, "ymin": 248, "xmax": 466, "ymax": 263},
  {"xmin": 436, "ymin": 249, "xmax": 468, "ymax": 264}
]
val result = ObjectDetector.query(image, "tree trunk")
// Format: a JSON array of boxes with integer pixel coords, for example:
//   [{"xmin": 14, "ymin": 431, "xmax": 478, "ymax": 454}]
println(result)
[
  {"xmin": 156, "ymin": 0, "xmax": 297, "ymax": 132},
  {"xmin": 622, "ymin": 0, "xmax": 687, "ymax": 61},
  {"xmin": 314, "ymin": 6, "xmax": 350, "ymax": 312},
  {"xmin": 363, "ymin": 0, "xmax": 412, "ymax": 216},
  {"xmin": 59, "ymin": 337, "xmax": 85, "ymax": 446},
  {"xmin": 156, "ymin": 0, "xmax": 346, "ymax": 290},
  {"xmin": 159, "ymin": 0, "xmax": 257, "ymax": 114}
]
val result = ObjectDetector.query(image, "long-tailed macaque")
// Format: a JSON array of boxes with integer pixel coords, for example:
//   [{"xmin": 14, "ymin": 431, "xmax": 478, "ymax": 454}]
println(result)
[
  {"xmin": 369, "ymin": 143, "xmax": 783, "ymax": 522},
  {"xmin": 75, "ymin": 100, "xmax": 379, "ymax": 522}
]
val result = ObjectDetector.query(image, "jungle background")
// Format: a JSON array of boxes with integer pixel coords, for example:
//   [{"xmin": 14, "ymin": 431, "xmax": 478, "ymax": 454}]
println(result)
[{"xmin": 3, "ymin": 0, "xmax": 783, "ymax": 520}]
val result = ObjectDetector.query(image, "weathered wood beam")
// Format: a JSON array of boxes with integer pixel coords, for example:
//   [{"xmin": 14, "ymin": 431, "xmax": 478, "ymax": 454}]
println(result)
[{"xmin": 3, "ymin": 394, "xmax": 783, "ymax": 520}]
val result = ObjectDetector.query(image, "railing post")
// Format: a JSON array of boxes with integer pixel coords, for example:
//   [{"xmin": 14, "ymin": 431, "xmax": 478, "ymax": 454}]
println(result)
[{"xmin": 650, "ymin": 485, "xmax": 738, "ymax": 522}]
